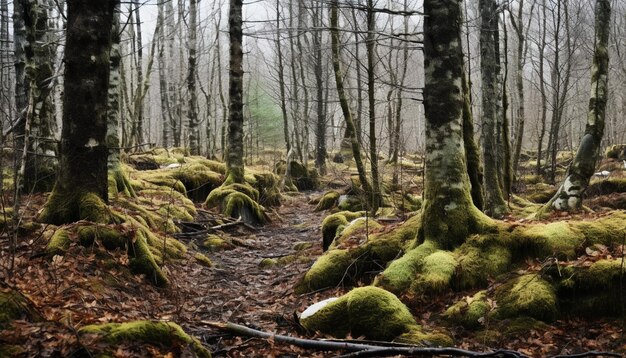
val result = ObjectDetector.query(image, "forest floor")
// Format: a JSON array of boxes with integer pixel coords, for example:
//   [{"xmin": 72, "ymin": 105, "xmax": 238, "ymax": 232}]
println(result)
[{"xmin": 2, "ymin": 180, "xmax": 626, "ymax": 357}]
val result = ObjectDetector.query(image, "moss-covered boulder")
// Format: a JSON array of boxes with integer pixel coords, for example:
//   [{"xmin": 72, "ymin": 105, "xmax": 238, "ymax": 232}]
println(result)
[
  {"xmin": 79, "ymin": 321, "xmax": 211, "ymax": 358},
  {"xmin": 605, "ymin": 144, "xmax": 626, "ymax": 160},
  {"xmin": 313, "ymin": 190, "xmax": 341, "ymax": 212},
  {"xmin": 300, "ymin": 286, "xmax": 419, "ymax": 341},
  {"xmin": 321, "ymin": 211, "xmax": 365, "ymax": 251},
  {"xmin": 494, "ymin": 274, "xmax": 557, "ymax": 321}
]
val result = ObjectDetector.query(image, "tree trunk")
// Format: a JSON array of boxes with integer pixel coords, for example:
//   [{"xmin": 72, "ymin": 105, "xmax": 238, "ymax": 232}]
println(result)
[
  {"xmin": 366, "ymin": 0, "xmax": 381, "ymax": 214},
  {"xmin": 187, "ymin": 0, "xmax": 200, "ymax": 154},
  {"xmin": 313, "ymin": 2, "xmax": 326, "ymax": 176},
  {"xmin": 536, "ymin": 1, "xmax": 548, "ymax": 176},
  {"xmin": 539, "ymin": 0, "xmax": 610, "ymax": 214},
  {"xmin": 39, "ymin": 0, "xmax": 116, "ymax": 225},
  {"xmin": 13, "ymin": 0, "xmax": 28, "ymax": 145},
  {"xmin": 275, "ymin": 1, "xmax": 291, "ymax": 155},
  {"xmin": 226, "ymin": 0, "xmax": 245, "ymax": 183},
  {"xmin": 479, "ymin": 0, "xmax": 508, "ymax": 218},
  {"xmin": 421, "ymin": 0, "xmax": 490, "ymax": 249},
  {"xmin": 20, "ymin": 0, "xmax": 58, "ymax": 193},
  {"xmin": 329, "ymin": 0, "xmax": 372, "ymax": 203}
]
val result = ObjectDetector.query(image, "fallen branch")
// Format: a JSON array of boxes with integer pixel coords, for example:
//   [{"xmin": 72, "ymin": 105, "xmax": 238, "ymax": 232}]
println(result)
[{"xmin": 200, "ymin": 321, "xmax": 527, "ymax": 357}]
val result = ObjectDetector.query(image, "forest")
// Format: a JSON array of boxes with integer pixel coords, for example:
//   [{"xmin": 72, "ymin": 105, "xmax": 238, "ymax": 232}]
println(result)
[{"xmin": 1, "ymin": 0, "xmax": 626, "ymax": 356}]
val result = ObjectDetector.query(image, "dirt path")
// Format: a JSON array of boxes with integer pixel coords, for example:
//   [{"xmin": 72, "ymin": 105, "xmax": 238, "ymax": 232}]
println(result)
[{"xmin": 186, "ymin": 192, "xmax": 330, "ymax": 356}]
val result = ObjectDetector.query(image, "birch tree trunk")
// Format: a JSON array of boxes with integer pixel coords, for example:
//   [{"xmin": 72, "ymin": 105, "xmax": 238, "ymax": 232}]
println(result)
[
  {"xmin": 539, "ymin": 0, "xmax": 610, "ymax": 214},
  {"xmin": 40, "ymin": 0, "xmax": 116, "ymax": 224}
]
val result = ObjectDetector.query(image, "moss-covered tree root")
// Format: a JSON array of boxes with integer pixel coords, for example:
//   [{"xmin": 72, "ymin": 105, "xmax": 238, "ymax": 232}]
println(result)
[
  {"xmin": 301, "ymin": 286, "xmax": 451, "ymax": 345},
  {"xmin": 80, "ymin": 320, "xmax": 211, "ymax": 358},
  {"xmin": 205, "ymin": 183, "xmax": 269, "ymax": 225}
]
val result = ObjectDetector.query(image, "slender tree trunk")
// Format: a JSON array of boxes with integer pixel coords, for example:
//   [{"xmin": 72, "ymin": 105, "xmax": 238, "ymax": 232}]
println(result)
[
  {"xmin": 13, "ymin": 0, "xmax": 28, "ymax": 143},
  {"xmin": 499, "ymin": 14, "xmax": 512, "ymax": 198},
  {"xmin": 366, "ymin": 0, "xmax": 381, "ymax": 213},
  {"xmin": 157, "ymin": 2, "xmax": 171, "ymax": 147},
  {"xmin": 536, "ymin": 1, "xmax": 548, "ymax": 176},
  {"xmin": 539, "ymin": 0, "xmax": 610, "ymax": 214},
  {"xmin": 133, "ymin": 0, "xmax": 144, "ymax": 145},
  {"xmin": 40, "ymin": 0, "xmax": 116, "ymax": 225},
  {"xmin": 297, "ymin": 0, "xmax": 310, "ymax": 164},
  {"xmin": 20, "ymin": 0, "xmax": 58, "ymax": 192},
  {"xmin": 288, "ymin": 0, "xmax": 303, "ymax": 162},
  {"xmin": 187, "ymin": 0, "xmax": 200, "ymax": 154},
  {"xmin": 351, "ymin": 4, "xmax": 363, "ymax": 143},
  {"xmin": 275, "ymin": 1, "xmax": 290, "ymax": 154},
  {"xmin": 330, "ymin": 0, "xmax": 372, "ymax": 203},
  {"xmin": 313, "ymin": 2, "xmax": 326, "ymax": 175},
  {"xmin": 226, "ymin": 0, "xmax": 245, "ymax": 183},
  {"xmin": 480, "ymin": 0, "xmax": 508, "ymax": 218}
]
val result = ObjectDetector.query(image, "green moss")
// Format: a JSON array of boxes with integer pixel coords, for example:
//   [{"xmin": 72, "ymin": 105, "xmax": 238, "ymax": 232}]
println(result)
[
  {"xmin": 395, "ymin": 329, "xmax": 453, "ymax": 346},
  {"xmin": 314, "ymin": 190, "xmax": 340, "ymax": 211},
  {"xmin": 494, "ymin": 274, "xmax": 557, "ymax": 322},
  {"xmin": 338, "ymin": 195, "xmax": 365, "ymax": 212},
  {"xmin": 454, "ymin": 239, "xmax": 511, "ymax": 289},
  {"xmin": 46, "ymin": 228, "xmax": 71, "ymax": 255},
  {"xmin": 79, "ymin": 321, "xmax": 210, "ymax": 358},
  {"xmin": 77, "ymin": 225, "xmax": 126, "ymax": 249},
  {"xmin": 321, "ymin": 211, "xmax": 365, "ymax": 250},
  {"xmin": 293, "ymin": 241, "xmax": 314, "ymax": 251},
  {"xmin": 300, "ymin": 286, "xmax": 419, "ymax": 341},
  {"xmin": 374, "ymin": 241, "xmax": 437, "ymax": 294},
  {"xmin": 202, "ymin": 234, "xmax": 234, "ymax": 251},
  {"xmin": 39, "ymin": 190, "xmax": 110, "ymax": 225},
  {"xmin": 108, "ymin": 167, "xmax": 137, "ymax": 198},
  {"xmin": 205, "ymin": 184, "xmax": 267, "ymax": 225},
  {"xmin": 194, "ymin": 253, "xmax": 212, "ymax": 267},
  {"xmin": 411, "ymin": 250, "xmax": 457, "ymax": 293},
  {"xmin": 259, "ymin": 258, "xmax": 278, "ymax": 268},
  {"xmin": 443, "ymin": 291, "xmax": 490, "ymax": 329},
  {"xmin": 335, "ymin": 217, "xmax": 382, "ymax": 245},
  {"xmin": 128, "ymin": 229, "xmax": 169, "ymax": 287},
  {"xmin": 0, "ymin": 289, "xmax": 41, "ymax": 328},
  {"xmin": 398, "ymin": 193, "xmax": 422, "ymax": 212},
  {"xmin": 295, "ymin": 249, "xmax": 353, "ymax": 293}
]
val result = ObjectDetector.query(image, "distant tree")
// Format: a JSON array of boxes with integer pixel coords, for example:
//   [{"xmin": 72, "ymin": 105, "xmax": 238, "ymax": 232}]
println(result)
[
  {"xmin": 539, "ymin": 0, "xmax": 611, "ymax": 214},
  {"xmin": 39, "ymin": 0, "xmax": 117, "ymax": 224},
  {"xmin": 187, "ymin": 0, "xmax": 200, "ymax": 154}
]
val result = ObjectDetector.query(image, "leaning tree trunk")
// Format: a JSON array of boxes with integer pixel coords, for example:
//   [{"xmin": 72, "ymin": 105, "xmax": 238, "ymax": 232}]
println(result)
[
  {"xmin": 20, "ymin": 0, "xmax": 58, "ymax": 193},
  {"xmin": 421, "ymin": 0, "xmax": 491, "ymax": 249},
  {"xmin": 329, "ymin": 0, "xmax": 372, "ymax": 202},
  {"xmin": 479, "ymin": 0, "xmax": 508, "ymax": 218},
  {"xmin": 538, "ymin": 0, "xmax": 610, "ymax": 215},
  {"xmin": 39, "ymin": 0, "xmax": 116, "ymax": 225}
]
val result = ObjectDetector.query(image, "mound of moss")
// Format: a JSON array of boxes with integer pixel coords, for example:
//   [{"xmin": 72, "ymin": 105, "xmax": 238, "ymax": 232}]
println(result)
[
  {"xmin": 80, "ymin": 321, "xmax": 210, "ymax": 358},
  {"xmin": 276, "ymin": 160, "xmax": 320, "ymax": 191},
  {"xmin": 321, "ymin": 211, "xmax": 365, "ymax": 251},
  {"xmin": 314, "ymin": 190, "xmax": 341, "ymax": 212},
  {"xmin": 300, "ymin": 286, "xmax": 418, "ymax": 340},
  {"xmin": 205, "ymin": 183, "xmax": 268, "ymax": 225}
]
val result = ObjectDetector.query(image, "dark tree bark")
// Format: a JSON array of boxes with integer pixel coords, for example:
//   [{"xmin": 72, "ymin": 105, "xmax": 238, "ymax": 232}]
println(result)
[
  {"xmin": 226, "ymin": 0, "xmax": 245, "ymax": 183},
  {"xmin": 39, "ymin": 0, "xmax": 117, "ymax": 224},
  {"xmin": 187, "ymin": 0, "xmax": 200, "ymax": 154},
  {"xmin": 312, "ymin": 1, "xmax": 326, "ymax": 175},
  {"xmin": 479, "ymin": 0, "xmax": 508, "ymax": 218}
]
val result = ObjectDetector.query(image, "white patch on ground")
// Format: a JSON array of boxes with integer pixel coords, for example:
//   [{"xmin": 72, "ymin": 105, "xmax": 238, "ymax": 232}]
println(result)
[{"xmin": 301, "ymin": 297, "xmax": 339, "ymax": 320}]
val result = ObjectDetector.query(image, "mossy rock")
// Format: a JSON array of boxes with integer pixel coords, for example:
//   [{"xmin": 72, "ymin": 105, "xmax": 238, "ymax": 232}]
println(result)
[
  {"xmin": 524, "ymin": 183, "xmax": 557, "ymax": 204},
  {"xmin": 321, "ymin": 211, "xmax": 365, "ymax": 251},
  {"xmin": 314, "ymin": 190, "xmax": 340, "ymax": 212},
  {"xmin": 202, "ymin": 234, "xmax": 235, "ymax": 251},
  {"xmin": 0, "ymin": 289, "xmax": 42, "ymax": 329},
  {"xmin": 300, "ymin": 286, "xmax": 420, "ymax": 341},
  {"xmin": 398, "ymin": 193, "xmax": 422, "ymax": 212},
  {"xmin": 334, "ymin": 217, "xmax": 382, "ymax": 247},
  {"xmin": 444, "ymin": 290, "xmax": 491, "ymax": 329},
  {"xmin": 293, "ymin": 241, "xmax": 314, "ymax": 251},
  {"xmin": 586, "ymin": 178, "xmax": 626, "ymax": 197},
  {"xmin": 337, "ymin": 195, "xmax": 365, "ymax": 212},
  {"xmin": 79, "ymin": 321, "xmax": 210, "ymax": 358},
  {"xmin": 493, "ymin": 274, "xmax": 557, "ymax": 322}
]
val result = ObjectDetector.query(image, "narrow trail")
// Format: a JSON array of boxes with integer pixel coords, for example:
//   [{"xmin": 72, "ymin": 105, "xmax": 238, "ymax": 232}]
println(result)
[{"xmin": 187, "ymin": 192, "xmax": 331, "ymax": 355}]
